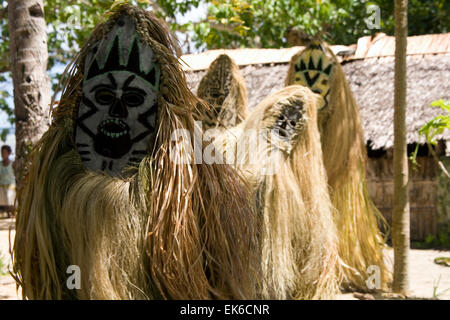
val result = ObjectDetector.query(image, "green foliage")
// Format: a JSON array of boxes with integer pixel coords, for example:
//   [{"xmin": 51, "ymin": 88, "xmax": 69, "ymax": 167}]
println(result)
[
  {"xmin": 190, "ymin": 0, "xmax": 348, "ymax": 49},
  {"xmin": 0, "ymin": 87, "xmax": 13, "ymax": 121},
  {"xmin": 413, "ymin": 162, "xmax": 450, "ymax": 250},
  {"xmin": 412, "ymin": 227, "xmax": 450, "ymax": 250},
  {"xmin": 400, "ymin": 0, "xmax": 449, "ymax": 36},
  {"xmin": 44, "ymin": 0, "xmax": 125, "ymax": 69},
  {"xmin": 410, "ymin": 101, "xmax": 449, "ymax": 250},
  {"xmin": 418, "ymin": 99, "xmax": 450, "ymax": 145},
  {"xmin": 188, "ymin": 0, "xmax": 450, "ymax": 49},
  {"xmin": 0, "ymin": 0, "xmax": 448, "ymax": 69},
  {"xmin": 410, "ymin": 99, "xmax": 450, "ymax": 168}
]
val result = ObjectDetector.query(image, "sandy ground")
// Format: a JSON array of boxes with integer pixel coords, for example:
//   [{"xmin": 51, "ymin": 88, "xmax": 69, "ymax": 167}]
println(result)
[
  {"xmin": 0, "ymin": 215, "xmax": 449, "ymax": 300},
  {"xmin": 0, "ymin": 216, "xmax": 19, "ymax": 300}
]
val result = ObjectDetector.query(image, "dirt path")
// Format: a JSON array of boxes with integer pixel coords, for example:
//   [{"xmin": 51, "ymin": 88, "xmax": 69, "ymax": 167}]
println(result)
[
  {"xmin": 394, "ymin": 248, "xmax": 450, "ymax": 299},
  {"xmin": 0, "ymin": 216, "xmax": 448, "ymax": 300},
  {"xmin": 0, "ymin": 216, "xmax": 20, "ymax": 300}
]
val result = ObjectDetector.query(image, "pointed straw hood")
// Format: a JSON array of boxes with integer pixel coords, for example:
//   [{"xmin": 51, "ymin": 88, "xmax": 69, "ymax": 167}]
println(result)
[
  {"xmin": 286, "ymin": 41, "xmax": 391, "ymax": 291},
  {"xmin": 214, "ymin": 85, "xmax": 340, "ymax": 299},
  {"xmin": 196, "ymin": 54, "xmax": 248, "ymax": 129},
  {"xmin": 12, "ymin": 4, "xmax": 260, "ymax": 300}
]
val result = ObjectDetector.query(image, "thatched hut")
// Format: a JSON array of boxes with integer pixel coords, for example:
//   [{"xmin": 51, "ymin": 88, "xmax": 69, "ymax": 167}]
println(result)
[{"xmin": 182, "ymin": 33, "xmax": 450, "ymax": 242}]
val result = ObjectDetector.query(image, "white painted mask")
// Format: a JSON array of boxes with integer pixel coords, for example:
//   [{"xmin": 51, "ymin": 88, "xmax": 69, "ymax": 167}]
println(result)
[{"xmin": 75, "ymin": 15, "xmax": 160, "ymax": 177}]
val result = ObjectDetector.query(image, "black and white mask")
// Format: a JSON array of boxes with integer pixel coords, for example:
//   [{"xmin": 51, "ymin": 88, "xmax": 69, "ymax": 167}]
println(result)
[{"xmin": 75, "ymin": 15, "xmax": 160, "ymax": 177}]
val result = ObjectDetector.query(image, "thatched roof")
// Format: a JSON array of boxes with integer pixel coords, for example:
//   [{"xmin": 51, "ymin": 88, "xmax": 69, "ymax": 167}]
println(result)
[{"xmin": 183, "ymin": 33, "xmax": 450, "ymax": 150}]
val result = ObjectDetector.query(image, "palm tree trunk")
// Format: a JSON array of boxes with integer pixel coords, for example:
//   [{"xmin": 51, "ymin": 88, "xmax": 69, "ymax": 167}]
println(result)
[
  {"xmin": 8, "ymin": 0, "xmax": 50, "ymax": 192},
  {"xmin": 392, "ymin": 0, "xmax": 410, "ymax": 295}
]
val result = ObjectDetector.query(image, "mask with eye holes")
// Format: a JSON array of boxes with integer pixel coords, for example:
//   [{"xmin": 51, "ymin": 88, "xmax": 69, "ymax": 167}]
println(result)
[
  {"xmin": 272, "ymin": 100, "xmax": 305, "ymax": 147},
  {"xmin": 75, "ymin": 16, "xmax": 160, "ymax": 177}
]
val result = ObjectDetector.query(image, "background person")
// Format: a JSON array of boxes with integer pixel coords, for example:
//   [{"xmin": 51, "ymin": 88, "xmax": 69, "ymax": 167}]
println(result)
[{"xmin": 0, "ymin": 145, "xmax": 15, "ymax": 218}]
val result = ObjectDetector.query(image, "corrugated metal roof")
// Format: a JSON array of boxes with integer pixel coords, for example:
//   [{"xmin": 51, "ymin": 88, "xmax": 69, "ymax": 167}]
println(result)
[
  {"xmin": 180, "ymin": 45, "xmax": 349, "ymax": 71},
  {"xmin": 181, "ymin": 33, "xmax": 450, "ymax": 71},
  {"xmin": 362, "ymin": 33, "xmax": 450, "ymax": 58}
]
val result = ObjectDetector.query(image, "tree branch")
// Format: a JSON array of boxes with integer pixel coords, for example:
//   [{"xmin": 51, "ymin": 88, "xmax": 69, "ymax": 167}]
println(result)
[{"xmin": 426, "ymin": 142, "xmax": 450, "ymax": 179}]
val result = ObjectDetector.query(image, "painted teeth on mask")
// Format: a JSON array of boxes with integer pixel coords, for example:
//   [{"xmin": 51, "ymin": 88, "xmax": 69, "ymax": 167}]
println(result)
[
  {"xmin": 99, "ymin": 119, "xmax": 130, "ymax": 138},
  {"xmin": 102, "ymin": 131, "xmax": 126, "ymax": 138}
]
